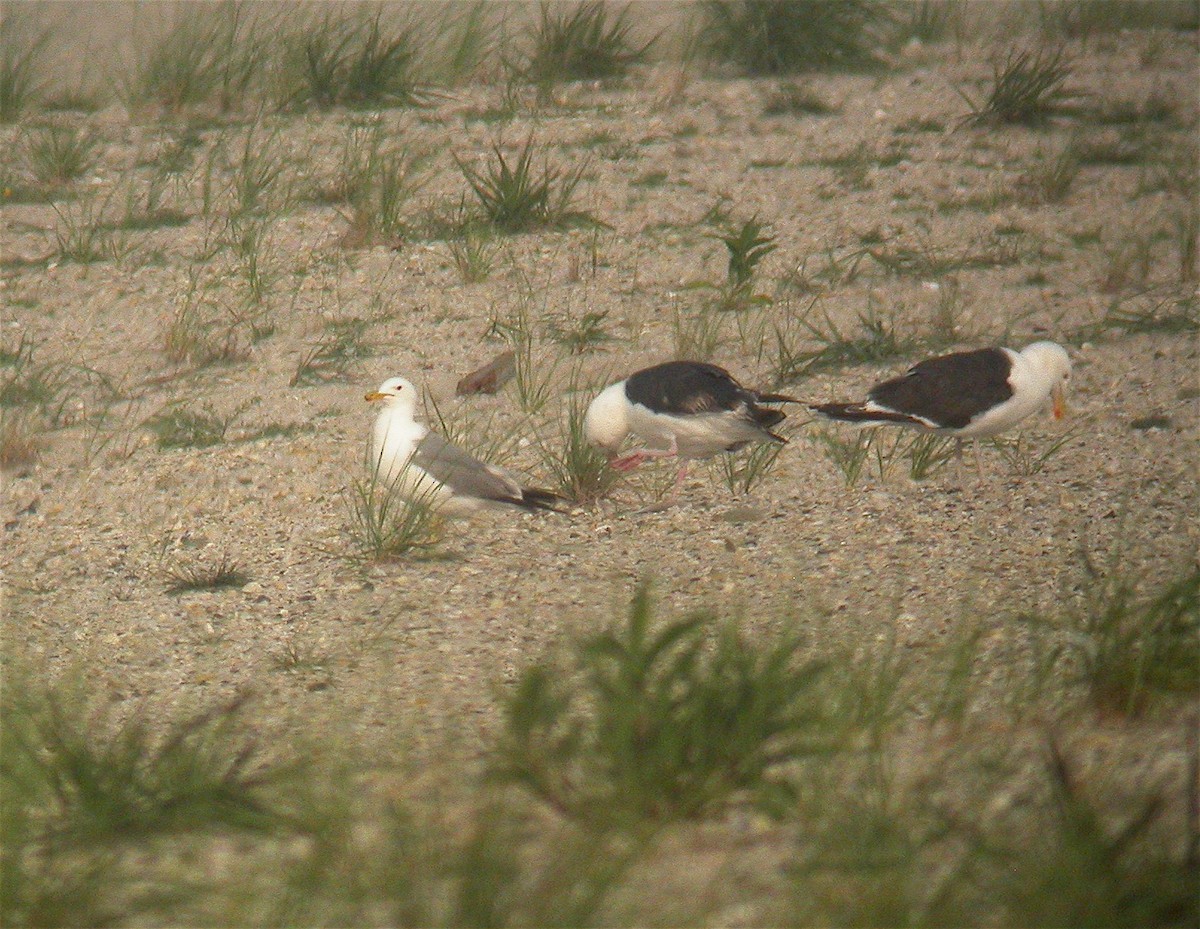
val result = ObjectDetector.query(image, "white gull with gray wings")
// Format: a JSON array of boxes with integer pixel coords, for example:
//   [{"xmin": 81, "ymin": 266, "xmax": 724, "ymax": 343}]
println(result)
[{"xmin": 366, "ymin": 377, "xmax": 563, "ymax": 516}]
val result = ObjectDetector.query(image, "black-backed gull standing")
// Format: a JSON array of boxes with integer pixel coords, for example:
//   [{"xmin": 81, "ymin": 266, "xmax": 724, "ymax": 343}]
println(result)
[
  {"xmin": 584, "ymin": 361, "xmax": 798, "ymax": 501},
  {"xmin": 811, "ymin": 341, "xmax": 1071, "ymax": 474},
  {"xmin": 366, "ymin": 377, "xmax": 564, "ymax": 515}
]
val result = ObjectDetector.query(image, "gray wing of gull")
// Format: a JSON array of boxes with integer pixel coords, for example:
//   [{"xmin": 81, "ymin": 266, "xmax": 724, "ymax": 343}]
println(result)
[{"xmin": 412, "ymin": 432, "xmax": 524, "ymax": 502}]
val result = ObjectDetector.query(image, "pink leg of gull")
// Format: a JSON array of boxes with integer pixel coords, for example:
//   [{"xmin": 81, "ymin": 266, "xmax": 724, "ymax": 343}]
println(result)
[
  {"xmin": 637, "ymin": 461, "xmax": 691, "ymax": 513},
  {"xmin": 609, "ymin": 437, "xmax": 679, "ymax": 472}
]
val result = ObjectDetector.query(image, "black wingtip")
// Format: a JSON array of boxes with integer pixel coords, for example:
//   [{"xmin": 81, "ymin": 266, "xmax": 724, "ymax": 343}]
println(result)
[
  {"xmin": 755, "ymin": 391, "xmax": 802, "ymax": 404},
  {"xmin": 519, "ymin": 488, "xmax": 571, "ymax": 513},
  {"xmin": 811, "ymin": 403, "xmax": 926, "ymax": 427}
]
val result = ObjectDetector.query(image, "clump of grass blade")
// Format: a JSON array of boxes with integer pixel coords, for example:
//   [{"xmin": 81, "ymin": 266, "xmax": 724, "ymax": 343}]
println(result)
[
  {"xmin": 671, "ymin": 298, "xmax": 725, "ymax": 362},
  {"xmin": 904, "ymin": 432, "xmax": 956, "ymax": 480},
  {"xmin": 21, "ymin": 122, "xmax": 100, "ymax": 188},
  {"xmin": 0, "ymin": 25, "xmax": 47, "ymax": 122},
  {"xmin": 534, "ymin": 385, "xmax": 618, "ymax": 506},
  {"xmin": 715, "ymin": 217, "xmax": 777, "ymax": 307},
  {"xmin": 521, "ymin": 1, "xmax": 653, "ymax": 86},
  {"xmin": 291, "ymin": 317, "xmax": 375, "ymax": 386},
  {"xmin": 778, "ymin": 299, "xmax": 911, "ymax": 381},
  {"xmin": 346, "ymin": 473, "xmax": 445, "ymax": 561},
  {"xmin": 762, "ymin": 80, "xmax": 837, "ymax": 116},
  {"xmin": 493, "ymin": 582, "xmax": 836, "ymax": 824},
  {"xmin": 447, "ymin": 225, "xmax": 499, "ymax": 283},
  {"xmin": 987, "ymin": 423, "xmax": 1080, "ymax": 476},
  {"xmin": 701, "ymin": 0, "xmax": 892, "ymax": 74},
  {"xmin": 52, "ymin": 196, "xmax": 133, "ymax": 265},
  {"xmin": 2, "ymin": 679, "xmax": 291, "ymax": 845},
  {"xmin": 813, "ymin": 426, "xmax": 875, "ymax": 487},
  {"xmin": 164, "ymin": 552, "xmax": 251, "ymax": 594},
  {"xmin": 456, "ymin": 136, "xmax": 591, "ymax": 233},
  {"xmin": 127, "ymin": 2, "xmax": 267, "ymax": 114},
  {"xmin": 0, "ymin": 408, "xmax": 41, "ymax": 470},
  {"xmin": 1019, "ymin": 143, "xmax": 1082, "ymax": 204},
  {"xmin": 1020, "ymin": 556, "xmax": 1199, "ymax": 716},
  {"xmin": 962, "ymin": 45, "xmax": 1078, "ymax": 126},
  {"xmin": 0, "ymin": 334, "xmax": 71, "ymax": 422},
  {"xmin": 981, "ymin": 740, "xmax": 1198, "ymax": 927},
  {"xmin": 713, "ymin": 438, "xmax": 785, "ymax": 496},
  {"xmin": 545, "ymin": 308, "xmax": 613, "ymax": 354},
  {"xmin": 281, "ymin": 9, "xmax": 427, "ymax": 110},
  {"xmin": 145, "ymin": 400, "xmax": 249, "ymax": 450}
]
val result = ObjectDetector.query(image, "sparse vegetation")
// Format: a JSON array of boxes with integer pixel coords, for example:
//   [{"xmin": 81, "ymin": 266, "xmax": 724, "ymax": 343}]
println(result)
[
  {"xmin": 125, "ymin": 2, "xmax": 267, "ymax": 114},
  {"xmin": 0, "ymin": 408, "xmax": 41, "ymax": 470},
  {"xmin": 534, "ymin": 382, "xmax": 619, "ymax": 505},
  {"xmin": 21, "ymin": 122, "xmax": 100, "ymax": 188},
  {"xmin": 545, "ymin": 307, "xmax": 614, "ymax": 354},
  {"xmin": 455, "ymin": 137, "xmax": 592, "ymax": 233},
  {"xmin": 164, "ymin": 552, "xmax": 251, "ymax": 594},
  {"xmin": 701, "ymin": 0, "xmax": 893, "ymax": 74},
  {"xmin": 1021, "ymin": 555, "xmax": 1199, "ymax": 716},
  {"xmin": 715, "ymin": 217, "xmax": 777, "ymax": 308},
  {"xmin": 493, "ymin": 583, "xmax": 837, "ymax": 824},
  {"xmin": 291, "ymin": 317, "xmax": 376, "ymax": 386},
  {"xmin": 0, "ymin": 25, "xmax": 46, "ymax": 122},
  {"xmin": 520, "ymin": 1, "xmax": 653, "ymax": 87},
  {"xmin": 963, "ymin": 45, "xmax": 1079, "ymax": 126},
  {"xmin": 1019, "ymin": 143, "xmax": 1082, "ymax": 203},
  {"xmin": 329, "ymin": 120, "xmax": 431, "ymax": 247},
  {"xmin": 671, "ymin": 298, "xmax": 725, "ymax": 361},
  {"xmin": 762, "ymin": 80, "xmax": 837, "ymax": 116},
  {"xmin": 2, "ymin": 680, "xmax": 289, "ymax": 845},
  {"xmin": 345, "ymin": 474, "xmax": 445, "ymax": 561},
  {"xmin": 446, "ymin": 226, "xmax": 499, "ymax": 283},
  {"xmin": 3, "ymin": 8, "xmax": 1195, "ymax": 927},
  {"xmin": 0, "ymin": 335, "xmax": 71, "ymax": 422},
  {"xmin": 775, "ymin": 298, "xmax": 911, "ymax": 382},
  {"xmin": 988, "ymin": 424, "xmax": 1081, "ymax": 476},
  {"xmin": 145, "ymin": 400, "xmax": 249, "ymax": 449},
  {"xmin": 278, "ymin": 9, "xmax": 427, "ymax": 111},
  {"xmin": 51, "ymin": 195, "xmax": 134, "ymax": 265},
  {"xmin": 713, "ymin": 437, "xmax": 786, "ymax": 495}
]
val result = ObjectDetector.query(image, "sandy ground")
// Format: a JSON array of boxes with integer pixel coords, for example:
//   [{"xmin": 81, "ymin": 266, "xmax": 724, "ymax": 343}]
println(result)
[{"xmin": 2, "ymin": 7, "xmax": 1197, "ymax": 775}]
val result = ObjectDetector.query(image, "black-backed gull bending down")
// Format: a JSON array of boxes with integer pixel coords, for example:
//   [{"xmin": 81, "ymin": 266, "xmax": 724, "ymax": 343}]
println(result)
[
  {"xmin": 366, "ymin": 377, "xmax": 564, "ymax": 516},
  {"xmin": 584, "ymin": 361, "xmax": 799, "ymax": 501},
  {"xmin": 811, "ymin": 341, "xmax": 1071, "ymax": 474}
]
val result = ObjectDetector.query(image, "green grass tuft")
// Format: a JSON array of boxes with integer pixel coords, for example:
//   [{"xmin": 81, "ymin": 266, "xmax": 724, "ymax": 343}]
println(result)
[
  {"xmin": 521, "ymin": 1, "xmax": 653, "ymax": 86},
  {"xmin": 345, "ymin": 474, "xmax": 445, "ymax": 561},
  {"xmin": 164, "ymin": 552, "xmax": 251, "ymax": 594},
  {"xmin": 775, "ymin": 299, "xmax": 911, "ymax": 382},
  {"xmin": 493, "ymin": 582, "xmax": 836, "ymax": 824},
  {"xmin": 1022, "ymin": 557, "xmax": 1199, "ymax": 716},
  {"xmin": 145, "ymin": 400, "xmax": 249, "ymax": 450},
  {"xmin": 279, "ymin": 9, "xmax": 427, "ymax": 110},
  {"xmin": 0, "ymin": 25, "xmax": 47, "ymax": 123},
  {"xmin": 21, "ymin": 122, "xmax": 100, "ymax": 188},
  {"xmin": 962, "ymin": 45, "xmax": 1079, "ymax": 126},
  {"xmin": 534, "ymin": 383, "xmax": 619, "ymax": 506},
  {"xmin": 713, "ymin": 438, "xmax": 786, "ymax": 496},
  {"xmin": 291, "ymin": 317, "xmax": 376, "ymax": 386},
  {"xmin": 2, "ymin": 680, "xmax": 290, "ymax": 846},
  {"xmin": 715, "ymin": 217, "xmax": 777, "ymax": 306},
  {"xmin": 126, "ymin": 2, "xmax": 267, "ymax": 114},
  {"xmin": 701, "ymin": 0, "xmax": 892, "ymax": 74},
  {"xmin": 456, "ymin": 136, "xmax": 592, "ymax": 233}
]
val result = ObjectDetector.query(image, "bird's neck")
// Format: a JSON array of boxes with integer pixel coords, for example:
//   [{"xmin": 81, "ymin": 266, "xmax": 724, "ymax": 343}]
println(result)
[{"xmin": 374, "ymin": 406, "xmax": 425, "ymax": 449}]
